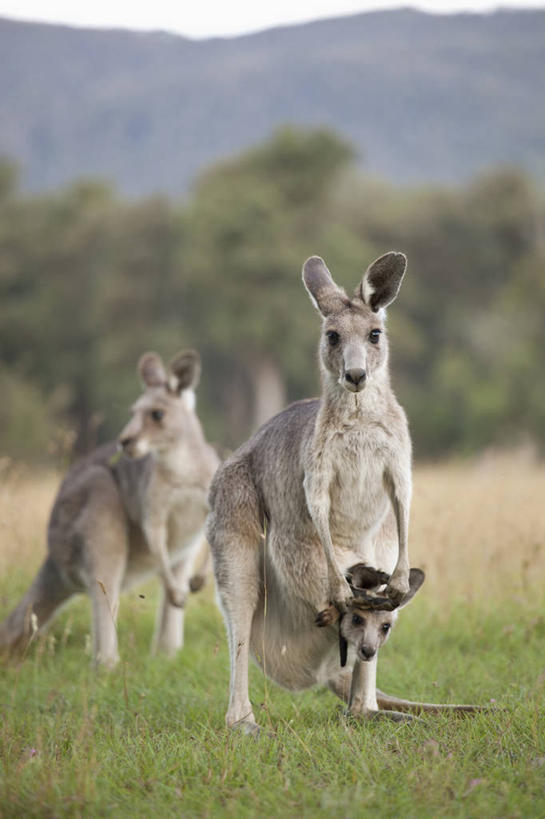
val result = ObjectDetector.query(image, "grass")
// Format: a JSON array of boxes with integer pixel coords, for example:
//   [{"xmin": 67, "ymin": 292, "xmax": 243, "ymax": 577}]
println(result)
[{"xmin": 1, "ymin": 454, "xmax": 545, "ymax": 817}]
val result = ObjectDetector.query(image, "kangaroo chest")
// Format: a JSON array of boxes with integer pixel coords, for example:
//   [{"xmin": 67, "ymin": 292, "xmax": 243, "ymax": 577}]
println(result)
[
  {"xmin": 324, "ymin": 426, "xmax": 392, "ymax": 544},
  {"xmin": 166, "ymin": 486, "xmax": 208, "ymax": 550}
]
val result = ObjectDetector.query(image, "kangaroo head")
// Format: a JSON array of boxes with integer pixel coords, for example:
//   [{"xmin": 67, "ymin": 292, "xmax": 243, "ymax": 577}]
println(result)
[
  {"xmin": 341, "ymin": 565, "xmax": 424, "ymax": 664},
  {"xmin": 302, "ymin": 253, "xmax": 407, "ymax": 394},
  {"xmin": 316, "ymin": 564, "xmax": 424, "ymax": 666},
  {"xmin": 118, "ymin": 349, "xmax": 201, "ymax": 459}
]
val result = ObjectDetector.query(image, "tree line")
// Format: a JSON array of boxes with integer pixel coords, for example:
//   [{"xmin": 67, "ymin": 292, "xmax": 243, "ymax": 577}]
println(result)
[{"xmin": 1, "ymin": 127, "xmax": 544, "ymax": 463}]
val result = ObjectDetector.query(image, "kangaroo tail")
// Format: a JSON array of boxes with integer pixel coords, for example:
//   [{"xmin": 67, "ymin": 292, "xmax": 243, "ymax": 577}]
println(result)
[
  {"xmin": 0, "ymin": 556, "xmax": 73, "ymax": 655},
  {"xmin": 376, "ymin": 688, "xmax": 487, "ymax": 715}
]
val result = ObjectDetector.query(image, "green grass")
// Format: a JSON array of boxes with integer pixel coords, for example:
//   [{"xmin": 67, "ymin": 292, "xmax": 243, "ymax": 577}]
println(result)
[{"xmin": 1, "ymin": 584, "xmax": 544, "ymax": 818}]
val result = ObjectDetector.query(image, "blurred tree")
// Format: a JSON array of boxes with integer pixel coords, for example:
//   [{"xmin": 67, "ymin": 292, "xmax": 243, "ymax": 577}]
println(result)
[
  {"xmin": 182, "ymin": 127, "xmax": 357, "ymax": 442},
  {"xmin": 0, "ymin": 140, "xmax": 544, "ymax": 462}
]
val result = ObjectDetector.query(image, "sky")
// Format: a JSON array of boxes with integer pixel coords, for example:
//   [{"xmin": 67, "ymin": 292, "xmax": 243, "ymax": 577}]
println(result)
[{"xmin": 0, "ymin": 0, "xmax": 543, "ymax": 38}]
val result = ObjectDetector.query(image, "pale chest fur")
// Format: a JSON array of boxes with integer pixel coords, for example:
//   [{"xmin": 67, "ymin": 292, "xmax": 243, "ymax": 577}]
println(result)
[
  {"xmin": 166, "ymin": 486, "xmax": 208, "ymax": 554},
  {"xmin": 327, "ymin": 425, "xmax": 391, "ymax": 539},
  {"xmin": 308, "ymin": 411, "xmax": 406, "ymax": 574}
]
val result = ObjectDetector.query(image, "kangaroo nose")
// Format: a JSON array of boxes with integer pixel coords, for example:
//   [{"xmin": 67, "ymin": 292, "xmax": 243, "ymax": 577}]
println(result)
[
  {"xmin": 120, "ymin": 436, "xmax": 133, "ymax": 450},
  {"xmin": 345, "ymin": 368, "xmax": 366, "ymax": 387},
  {"xmin": 359, "ymin": 644, "xmax": 376, "ymax": 661}
]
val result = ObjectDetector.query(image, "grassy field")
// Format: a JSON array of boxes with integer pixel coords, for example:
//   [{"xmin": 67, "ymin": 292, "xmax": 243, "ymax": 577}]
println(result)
[{"xmin": 1, "ymin": 455, "xmax": 544, "ymax": 817}]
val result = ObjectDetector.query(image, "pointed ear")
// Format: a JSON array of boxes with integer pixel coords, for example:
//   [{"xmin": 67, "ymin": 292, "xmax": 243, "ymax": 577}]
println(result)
[
  {"xmin": 347, "ymin": 563, "xmax": 390, "ymax": 590},
  {"xmin": 169, "ymin": 349, "xmax": 201, "ymax": 394},
  {"xmin": 359, "ymin": 251, "xmax": 407, "ymax": 312},
  {"xmin": 302, "ymin": 256, "xmax": 345, "ymax": 317},
  {"xmin": 138, "ymin": 352, "xmax": 167, "ymax": 388},
  {"xmin": 397, "ymin": 568, "xmax": 425, "ymax": 609}
]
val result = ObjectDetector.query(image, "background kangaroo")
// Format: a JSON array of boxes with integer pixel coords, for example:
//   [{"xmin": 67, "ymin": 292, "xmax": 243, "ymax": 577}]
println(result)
[
  {"xmin": 0, "ymin": 349, "xmax": 219, "ymax": 666},
  {"xmin": 207, "ymin": 251, "xmax": 417, "ymax": 733}
]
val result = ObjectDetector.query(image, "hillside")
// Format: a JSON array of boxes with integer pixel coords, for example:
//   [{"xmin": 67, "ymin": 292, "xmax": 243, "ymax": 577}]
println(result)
[{"xmin": 1, "ymin": 8, "xmax": 544, "ymax": 195}]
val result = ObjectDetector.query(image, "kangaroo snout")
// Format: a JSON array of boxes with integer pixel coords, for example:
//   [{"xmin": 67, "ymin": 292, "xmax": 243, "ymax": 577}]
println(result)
[
  {"xmin": 344, "ymin": 368, "xmax": 366, "ymax": 390},
  {"xmin": 359, "ymin": 643, "xmax": 376, "ymax": 661},
  {"xmin": 119, "ymin": 435, "xmax": 134, "ymax": 451}
]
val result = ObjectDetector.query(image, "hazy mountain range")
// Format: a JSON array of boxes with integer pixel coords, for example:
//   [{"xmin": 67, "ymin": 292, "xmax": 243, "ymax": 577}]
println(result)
[{"xmin": 1, "ymin": 8, "xmax": 544, "ymax": 196}]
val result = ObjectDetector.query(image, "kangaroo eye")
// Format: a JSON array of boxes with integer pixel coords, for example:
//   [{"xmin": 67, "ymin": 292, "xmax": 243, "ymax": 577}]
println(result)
[
  {"xmin": 326, "ymin": 331, "xmax": 340, "ymax": 347},
  {"xmin": 150, "ymin": 409, "xmax": 164, "ymax": 423},
  {"xmin": 369, "ymin": 329, "xmax": 381, "ymax": 344},
  {"xmin": 352, "ymin": 613, "xmax": 364, "ymax": 626},
  {"xmin": 381, "ymin": 623, "xmax": 391, "ymax": 633}
]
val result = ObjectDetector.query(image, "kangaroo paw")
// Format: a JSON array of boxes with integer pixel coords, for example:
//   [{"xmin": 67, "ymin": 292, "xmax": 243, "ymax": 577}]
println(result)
[{"xmin": 189, "ymin": 574, "xmax": 206, "ymax": 593}]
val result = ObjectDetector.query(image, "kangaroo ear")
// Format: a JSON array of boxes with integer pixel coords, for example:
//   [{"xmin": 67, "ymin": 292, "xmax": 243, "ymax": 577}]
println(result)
[
  {"xmin": 347, "ymin": 563, "xmax": 390, "ymax": 590},
  {"xmin": 359, "ymin": 252, "xmax": 407, "ymax": 312},
  {"xmin": 138, "ymin": 352, "xmax": 167, "ymax": 388},
  {"xmin": 397, "ymin": 568, "xmax": 425, "ymax": 609},
  {"xmin": 302, "ymin": 256, "xmax": 346, "ymax": 317},
  {"xmin": 169, "ymin": 349, "xmax": 201, "ymax": 394}
]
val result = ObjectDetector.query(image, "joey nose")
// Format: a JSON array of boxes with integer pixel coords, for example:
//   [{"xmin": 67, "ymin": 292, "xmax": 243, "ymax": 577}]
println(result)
[
  {"xmin": 359, "ymin": 645, "xmax": 376, "ymax": 661},
  {"xmin": 345, "ymin": 368, "xmax": 366, "ymax": 387}
]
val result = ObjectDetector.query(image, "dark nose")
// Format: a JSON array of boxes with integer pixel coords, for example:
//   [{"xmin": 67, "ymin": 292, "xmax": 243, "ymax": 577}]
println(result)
[
  {"xmin": 359, "ymin": 644, "xmax": 376, "ymax": 661},
  {"xmin": 345, "ymin": 368, "xmax": 366, "ymax": 387},
  {"xmin": 119, "ymin": 436, "xmax": 133, "ymax": 450}
]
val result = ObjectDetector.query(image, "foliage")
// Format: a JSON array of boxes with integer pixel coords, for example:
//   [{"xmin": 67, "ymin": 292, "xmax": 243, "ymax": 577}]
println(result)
[{"xmin": 0, "ymin": 130, "xmax": 544, "ymax": 458}]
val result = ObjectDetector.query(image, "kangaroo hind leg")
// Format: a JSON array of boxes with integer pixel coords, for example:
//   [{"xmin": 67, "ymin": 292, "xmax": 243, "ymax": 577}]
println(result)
[
  {"xmin": 207, "ymin": 466, "xmax": 263, "ymax": 734},
  {"xmin": 80, "ymin": 471, "xmax": 129, "ymax": 668}
]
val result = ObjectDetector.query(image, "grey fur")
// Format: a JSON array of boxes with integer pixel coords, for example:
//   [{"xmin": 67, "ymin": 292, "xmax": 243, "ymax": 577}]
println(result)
[
  {"xmin": 0, "ymin": 349, "xmax": 219, "ymax": 666},
  {"xmin": 207, "ymin": 252, "xmax": 417, "ymax": 733}
]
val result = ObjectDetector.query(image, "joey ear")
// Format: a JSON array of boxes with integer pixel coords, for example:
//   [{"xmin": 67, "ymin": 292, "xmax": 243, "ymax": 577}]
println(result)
[
  {"xmin": 138, "ymin": 352, "xmax": 167, "ymax": 388},
  {"xmin": 302, "ymin": 256, "xmax": 345, "ymax": 316},
  {"xmin": 169, "ymin": 349, "xmax": 201, "ymax": 394},
  {"xmin": 359, "ymin": 251, "xmax": 407, "ymax": 312},
  {"xmin": 347, "ymin": 563, "xmax": 390, "ymax": 590},
  {"xmin": 397, "ymin": 568, "xmax": 425, "ymax": 609}
]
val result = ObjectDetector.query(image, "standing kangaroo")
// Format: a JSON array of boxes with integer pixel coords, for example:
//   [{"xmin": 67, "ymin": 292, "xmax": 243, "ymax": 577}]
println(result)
[
  {"xmin": 0, "ymin": 349, "xmax": 219, "ymax": 666},
  {"xmin": 207, "ymin": 252, "xmax": 417, "ymax": 733}
]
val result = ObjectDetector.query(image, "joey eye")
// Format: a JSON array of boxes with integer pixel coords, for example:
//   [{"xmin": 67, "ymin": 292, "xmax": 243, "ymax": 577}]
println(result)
[
  {"xmin": 150, "ymin": 409, "xmax": 164, "ymax": 423},
  {"xmin": 352, "ymin": 613, "xmax": 364, "ymax": 627},
  {"xmin": 326, "ymin": 331, "xmax": 340, "ymax": 347},
  {"xmin": 381, "ymin": 623, "xmax": 391, "ymax": 634},
  {"xmin": 369, "ymin": 329, "xmax": 381, "ymax": 344}
]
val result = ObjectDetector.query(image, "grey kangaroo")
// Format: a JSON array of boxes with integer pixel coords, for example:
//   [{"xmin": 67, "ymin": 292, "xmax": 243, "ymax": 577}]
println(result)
[
  {"xmin": 207, "ymin": 252, "xmax": 477, "ymax": 734},
  {"xmin": 0, "ymin": 349, "xmax": 219, "ymax": 666}
]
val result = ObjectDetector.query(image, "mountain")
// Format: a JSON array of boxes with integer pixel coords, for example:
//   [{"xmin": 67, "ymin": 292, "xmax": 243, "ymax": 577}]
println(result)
[{"xmin": 1, "ymin": 8, "xmax": 544, "ymax": 195}]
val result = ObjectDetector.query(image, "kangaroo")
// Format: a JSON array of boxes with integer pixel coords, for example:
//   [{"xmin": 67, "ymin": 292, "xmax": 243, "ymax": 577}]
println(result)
[
  {"xmin": 0, "ymin": 349, "xmax": 219, "ymax": 666},
  {"xmin": 207, "ymin": 252, "xmax": 432, "ymax": 733},
  {"xmin": 316, "ymin": 564, "xmax": 480, "ymax": 719}
]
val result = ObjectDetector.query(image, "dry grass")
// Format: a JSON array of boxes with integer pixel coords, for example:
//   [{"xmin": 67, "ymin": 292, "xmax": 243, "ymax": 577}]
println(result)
[
  {"xmin": 411, "ymin": 452, "xmax": 545, "ymax": 605},
  {"xmin": 1, "ymin": 455, "xmax": 544, "ymax": 818},
  {"xmin": 1, "ymin": 453, "xmax": 544, "ymax": 603},
  {"xmin": 0, "ymin": 461, "xmax": 58, "ymax": 580}
]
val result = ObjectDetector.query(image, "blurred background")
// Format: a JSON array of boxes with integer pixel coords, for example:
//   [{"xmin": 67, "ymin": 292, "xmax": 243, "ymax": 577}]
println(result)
[{"xmin": 0, "ymin": 3, "xmax": 544, "ymax": 464}]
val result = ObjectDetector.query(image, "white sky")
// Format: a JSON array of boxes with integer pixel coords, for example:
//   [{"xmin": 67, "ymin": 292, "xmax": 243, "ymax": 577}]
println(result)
[{"xmin": 0, "ymin": 0, "xmax": 543, "ymax": 38}]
